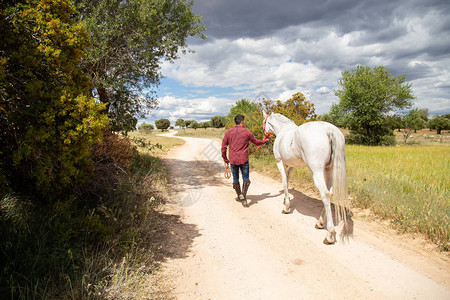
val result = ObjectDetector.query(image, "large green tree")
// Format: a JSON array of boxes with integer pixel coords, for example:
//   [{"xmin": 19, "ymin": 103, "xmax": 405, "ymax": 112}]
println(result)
[
  {"xmin": 73, "ymin": 0, "xmax": 205, "ymax": 131},
  {"xmin": 211, "ymin": 115, "xmax": 226, "ymax": 128},
  {"xmin": 175, "ymin": 118, "xmax": 185, "ymax": 129},
  {"xmin": 190, "ymin": 120, "xmax": 199, "ymax": 130},
  {"xmin": 226, "ymin": 99, "xmax": 259, "ymax": 128},
  {"xmin": 335, "ymin": 65, "xmax": 415, "ymax": 145},
  {"xmin": 226, "ymin": 99, "xmax": 262, "ymax": 138},
  {"xmin": 155, "ymin": 118, "xmax": 170, "ymax": 131},
  {"xmin": 0, "ymin": 0, "xmax": 108, "ymax": 199}
]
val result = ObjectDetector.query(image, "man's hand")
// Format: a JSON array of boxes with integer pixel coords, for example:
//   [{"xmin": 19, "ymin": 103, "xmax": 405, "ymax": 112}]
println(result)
[
  {"xmin": 263, "ymin": 139, "xmax": 270, "ymax": 143},
  {"xmin": 224, "ymin": 158, "xmax": 230, "ymax": 164}
]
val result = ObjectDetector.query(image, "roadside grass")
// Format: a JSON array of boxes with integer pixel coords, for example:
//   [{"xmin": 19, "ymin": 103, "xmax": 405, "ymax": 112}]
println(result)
[
  {"xmin": 179, "ymin": 127, "xmax": 450, "ymax": 250},
  {"xmin": 82, "ymin": 153, "xmax": 171, "ymax": 298},
  {"xmin": 0, "ymin": 130, "xmax": 184, "ymax": 298},
  {"xmin": 0, "ymin": 153, "xmax": 171, "ymax": 298}
]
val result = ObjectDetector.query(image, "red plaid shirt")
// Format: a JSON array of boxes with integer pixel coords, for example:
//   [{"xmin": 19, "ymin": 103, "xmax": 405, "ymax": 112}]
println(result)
[{"xmin": 221, "ymin": 125, "xmax": 266, "ymax": 165}]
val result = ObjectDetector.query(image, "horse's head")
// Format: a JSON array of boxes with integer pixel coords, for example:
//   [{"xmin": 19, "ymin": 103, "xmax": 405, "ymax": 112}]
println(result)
[
  {"xmin": 262, "ymin": 112, "xmax": 296, "ymax": 137},
  {"xmin": 262, "ymin": 112, "xmax": 275, "ymax": 138}
]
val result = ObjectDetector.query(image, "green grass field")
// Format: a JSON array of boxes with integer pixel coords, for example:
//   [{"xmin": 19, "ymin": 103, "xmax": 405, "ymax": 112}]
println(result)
[
  {"xmin": 346, "ymin": 145, "xmax": 449, "ymax": 249},
  {"xmin": 175, "ymin": 127, "xmax": 450, "ymax": 249}
]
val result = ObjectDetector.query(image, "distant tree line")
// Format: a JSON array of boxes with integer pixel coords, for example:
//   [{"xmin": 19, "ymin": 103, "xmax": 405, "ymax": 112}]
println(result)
[
  {"xmin": 147, "ymin": 115, "xmax": 227, "ymax": 132},
  {"xmin": 149, "ymin": 65, "xmax": 448, "ymax": 146},
  {"xmin": 319, "ymin": 107, "xmax": 450, "ymax": 143}
]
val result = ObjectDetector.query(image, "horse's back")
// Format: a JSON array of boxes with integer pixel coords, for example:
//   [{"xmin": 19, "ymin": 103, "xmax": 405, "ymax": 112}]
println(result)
[
  {"xmin": 304, "ymin": 121, "xmax": 345, "ymax": 149},
  {"xmin": 274, "ymin": 121, "xmax": 344, "ymax": 168},
  {"xmin": 296, "ymin": 121, "xmax": 340, "ymax": 146},
  {"xmin": 295, "ymin": 121, "xmax": 343, "ymax": 168}
]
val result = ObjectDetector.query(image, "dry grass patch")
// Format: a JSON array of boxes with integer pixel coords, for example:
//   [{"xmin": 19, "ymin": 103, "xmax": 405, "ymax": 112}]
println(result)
[
  {"xmin": 128, "ymin": 130, "xmax": 185, "ymax": 156},
  {"xmin": 175, "ymin": 128, "xmax": 226, "ymax": 140}
]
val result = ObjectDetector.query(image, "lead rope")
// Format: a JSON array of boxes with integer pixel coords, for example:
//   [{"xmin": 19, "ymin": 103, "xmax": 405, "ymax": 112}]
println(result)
[
  {"xmin": 249, "ymin": 116, "xmax": 273, "ymax": 155},
  {"xmin": 224, "ymin": 161, "xmax": 231, "ymax": 179}
]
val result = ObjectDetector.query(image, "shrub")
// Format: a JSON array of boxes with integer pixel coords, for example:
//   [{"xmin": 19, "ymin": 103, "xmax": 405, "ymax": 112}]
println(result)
[
  {"xmin": 138, "ymin": 122, "xmax": 154, "ymax": 133},
  {"xmin": 78, "ymin": 132, "xmax": 134, "ymax": 206},
  {"xmin": 346, "ymin": 132, "xmax": 396, "ymax": 146},
  {"xmin": 0, "ymin": 0, "xmax": 109, "ymax": 202}
]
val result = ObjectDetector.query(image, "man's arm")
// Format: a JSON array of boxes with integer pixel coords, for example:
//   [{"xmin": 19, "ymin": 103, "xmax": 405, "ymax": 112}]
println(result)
[
  {"xmin": 248, "ymin": 130, "xmax": 269, "ymax": 146},
  {"xmin": 221, "ymin": 132, "xmax": 229, "ymax": 163}
]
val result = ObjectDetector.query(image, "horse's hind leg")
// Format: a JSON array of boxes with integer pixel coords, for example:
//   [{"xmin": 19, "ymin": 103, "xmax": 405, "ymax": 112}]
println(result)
[
  {"xmin": 286, "ymin": 166, "xmax": 295, "ymax": 183},
  {"xmin": 276, "ymin": 161, "xmax": 290, "ymax": 214},
  {"xmin": 315, "ymin": 167, "xmax": 332, "ymax": 229},
  {"xmin": 315, "ymin": 208, "xmax": 325, "ymax": 229},
  {"xmin": 312, "ymin": 171, "xmax": 336, "ymax": 244},
  {"xmin": 325, "ymin": 166, "xmax": 333, "ymax": 192}
]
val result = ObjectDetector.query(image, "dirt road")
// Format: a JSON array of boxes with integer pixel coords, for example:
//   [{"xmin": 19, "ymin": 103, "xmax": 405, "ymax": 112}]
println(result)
[{"xmin": 159, "ymin": 132, "xmax": 449, "ymax": 299}]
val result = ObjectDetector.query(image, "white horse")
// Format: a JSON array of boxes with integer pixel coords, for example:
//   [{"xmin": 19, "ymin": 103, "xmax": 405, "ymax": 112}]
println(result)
[{"xmin": 263, "ymin": 112, "xmax": 349, "ymax": 244}]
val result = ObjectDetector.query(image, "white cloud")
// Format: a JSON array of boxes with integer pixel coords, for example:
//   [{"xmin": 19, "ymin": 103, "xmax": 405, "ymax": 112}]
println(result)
[
  {"xmin": 316, "ymin": 86, "xmax": 331, "ymax": 94},
  {"xmin": 157, "ymin": 4, "xmax": 450, "ymax": 118},
  {"xmin": 155, "ymin": 95, "xmax": 234, "ymax": 122}
]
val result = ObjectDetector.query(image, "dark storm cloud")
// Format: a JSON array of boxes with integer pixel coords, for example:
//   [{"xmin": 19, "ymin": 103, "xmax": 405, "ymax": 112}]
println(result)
[
  {"xmin": 193, "ymin": 0, "xmax": 447, "ymax": 39},
  {"xmin": 192, "ymin": 0, "xmax": 358, "ymax": 40},
  {"xmin": 193, "ymin": 0, "xmax": 450, "ymax": 56}
]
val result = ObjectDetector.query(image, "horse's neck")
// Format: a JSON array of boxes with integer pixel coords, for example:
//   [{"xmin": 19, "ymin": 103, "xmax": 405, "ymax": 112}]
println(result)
[{"xmin": 271, "ymin": 117, "xmax": 297, "ymax": 135}]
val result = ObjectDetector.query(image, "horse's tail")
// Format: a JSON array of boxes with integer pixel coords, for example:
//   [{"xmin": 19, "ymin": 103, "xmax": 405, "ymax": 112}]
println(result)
[{"xmin": 328, "ymin": 125, "xmax": 350, "ymax": 224}]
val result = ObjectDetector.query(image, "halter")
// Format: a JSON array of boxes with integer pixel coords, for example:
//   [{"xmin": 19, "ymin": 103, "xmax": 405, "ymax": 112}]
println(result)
[
  {"xmin": 262, "ymin": 116, "xmax": 274, "ymax": 139},
  {"xmin": 247, "ymin": 116, "xmax": 273, "ymax": 155}
]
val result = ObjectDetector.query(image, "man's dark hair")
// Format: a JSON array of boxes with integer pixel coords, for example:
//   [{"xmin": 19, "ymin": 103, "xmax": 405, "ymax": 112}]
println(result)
[{"xmin": 234, "ymin": 114, "xmax": 245, "ymax": 125}]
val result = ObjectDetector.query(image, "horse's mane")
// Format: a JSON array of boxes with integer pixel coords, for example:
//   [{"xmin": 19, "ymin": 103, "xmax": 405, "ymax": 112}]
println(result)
[{"xmin": 272, "ymin": 113, "xmax": 296, "ymax": 126}]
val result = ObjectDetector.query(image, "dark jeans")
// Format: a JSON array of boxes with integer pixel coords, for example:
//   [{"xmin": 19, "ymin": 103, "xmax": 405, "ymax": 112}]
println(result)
[{"xmin": 230, "ymin": 161, "xmax": 249, "ymax": 183}]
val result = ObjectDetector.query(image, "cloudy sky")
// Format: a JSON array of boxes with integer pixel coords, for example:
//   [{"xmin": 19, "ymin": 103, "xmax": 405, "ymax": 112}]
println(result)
[{"xmin": 144, "ymin": 0, "xmax": 450, "ymax": 125}]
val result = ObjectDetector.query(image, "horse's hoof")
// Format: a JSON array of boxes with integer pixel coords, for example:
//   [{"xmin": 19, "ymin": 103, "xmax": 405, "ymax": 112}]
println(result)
[
  {"xmin": 323, "ymin": 230, "xmax": 336, "ymax": 245},
  {"xmin": 323, "ymin": 237, "xmax": 335, "ymax": 245},
  {"xmin": 282, "ymin": 208, "xmax": 290, "ymax": 214},
  {"xmin": 241, "ymin": 200, "xmax": 249, "ymax": 207},
  {"xmin": 315, "ymin": 223, "xmax": 324, "ymax": 230}
]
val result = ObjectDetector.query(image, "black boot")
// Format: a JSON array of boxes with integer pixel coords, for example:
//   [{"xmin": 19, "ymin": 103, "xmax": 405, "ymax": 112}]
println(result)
[
  {"xmin": 233, "ymin": 183, "xmax": 244, "ymax": 201},
  {"xmin": 242, "ymin": 180, "xmax": 251, "ymax": 199},
  {"xmin": 241, "ymin": 180, "xmax": 251, "ymax": 207}
]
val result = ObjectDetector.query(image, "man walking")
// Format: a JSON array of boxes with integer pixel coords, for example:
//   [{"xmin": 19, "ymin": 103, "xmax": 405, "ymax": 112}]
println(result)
[{"xmin": 222, "ymin": 114, "xmax": 269, "ymax": 207}]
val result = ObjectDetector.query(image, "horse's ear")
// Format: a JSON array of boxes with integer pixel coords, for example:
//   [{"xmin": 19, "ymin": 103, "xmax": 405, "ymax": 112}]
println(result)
[
  {"xmin": 262, "ymin": 110, "xmax": 267, "ymax": 118},
  {"xmin": 270, "ymin": 112, "xmax": 274, "ymax": 115}
]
